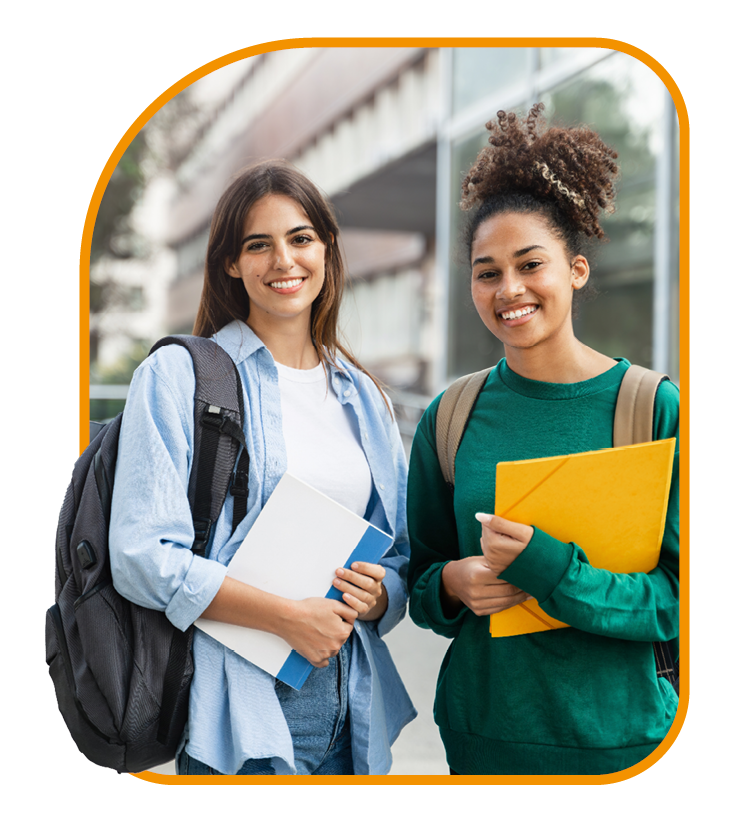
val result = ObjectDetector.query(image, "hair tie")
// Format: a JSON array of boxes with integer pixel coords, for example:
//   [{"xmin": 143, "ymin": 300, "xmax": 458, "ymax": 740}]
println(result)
[{"xmin": 533, "ymin": 162, "xmax": 585, "ymax": 208}]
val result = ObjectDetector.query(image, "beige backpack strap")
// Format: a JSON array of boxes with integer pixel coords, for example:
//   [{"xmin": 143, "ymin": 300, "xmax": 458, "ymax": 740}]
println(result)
[
  {"xmin": 613, "ymin": 364, "xmax": 668, "ymax": 447},
  {"xmin": 435, "ymin": 368, "xmax": 493, "ymax": 486}
]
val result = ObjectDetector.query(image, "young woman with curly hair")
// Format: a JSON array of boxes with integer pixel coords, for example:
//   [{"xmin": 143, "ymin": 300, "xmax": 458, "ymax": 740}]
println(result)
[
  {"xmin": 109, "ymin": 160, "xmax": 415, "ymax": 775},
  {"xmin": 407, "ymin": 104, "xmax": 679, "ymax": 775}
]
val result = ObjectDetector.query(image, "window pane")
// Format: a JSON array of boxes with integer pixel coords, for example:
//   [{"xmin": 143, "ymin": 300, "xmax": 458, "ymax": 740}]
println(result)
[
  {"xmin": 451, "ymin": 48, "xmax": 531, "ymax": 115},
  {"xmin": 668, "ymin": 114, "xmax": 680, "ymax": 382},
  {"xmin": 538, "ymin": 48, "xmax": 575, "ymax": 70},
  {"xmin": 540, "ymin": 53, "xmax": 666, "ymax": 363},
  {"xmin": 446, "ymin": 51, "xmax": 674, "ymax": 378},
  {"xmin": 447, "ymin": 129, "xmax": 504, "ymax": 378}
]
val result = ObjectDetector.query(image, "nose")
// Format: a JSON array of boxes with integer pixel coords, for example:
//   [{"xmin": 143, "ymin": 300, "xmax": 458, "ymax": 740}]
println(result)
[
  {"xmin": 497, "ymin": 270, "xmax": 525, "ymax": 301},
  {"xmin": 274, "ymin": 242, "xmax": 294, "ymax": 271}
]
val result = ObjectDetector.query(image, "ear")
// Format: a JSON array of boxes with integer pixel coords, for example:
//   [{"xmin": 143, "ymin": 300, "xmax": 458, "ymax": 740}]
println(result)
[
  {"xmin": 225, "ymin": 260, "xmax": 241, "ymax": 280},
  {"xmin": 570, "ymin": 255, "xmax": 590, "ymax": 290}
]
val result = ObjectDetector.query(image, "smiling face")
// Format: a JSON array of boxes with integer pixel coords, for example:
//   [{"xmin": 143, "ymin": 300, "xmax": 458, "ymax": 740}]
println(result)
[
  {"xmin": 470, "ymin": 211, "xmax": 589, "ymax": 357},
  {"xmin": 225, "ymin": 193, "xmax": 327, "ymax": 332}
]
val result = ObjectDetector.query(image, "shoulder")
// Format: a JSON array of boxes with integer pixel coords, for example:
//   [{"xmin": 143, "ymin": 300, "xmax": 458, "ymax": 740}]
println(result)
[
  {"xmin": 127, "ymin": 344, "xmax": 197, "ymax": 419},
  {"xmin": 420, "ymin": 366, "xmax": 498, "ymax": 438},
  {"xmin": 140, "ymin": 343, "xmax": 196, "ymax": 383},
  {"xmin": 656, "ymin": 376, "xmax": 680, "ymax": 406},
  {"xmin": 654, "ymin": 376, "xmax": 680, "ymax": 440}
]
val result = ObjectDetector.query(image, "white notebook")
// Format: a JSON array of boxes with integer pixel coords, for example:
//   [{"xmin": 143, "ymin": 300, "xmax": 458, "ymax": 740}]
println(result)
[{"xmin": 195, "ymin": 472, "xmax": 392, "ymax": 689}]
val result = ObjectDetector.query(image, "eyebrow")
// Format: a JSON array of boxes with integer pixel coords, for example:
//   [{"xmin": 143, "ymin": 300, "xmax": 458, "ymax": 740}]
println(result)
[
  {"xmin": 472, "ymin": 245, "xmax": 547, "ymax": 268},
  {"xmin": 242, "ymin": 225, "xmax": 315, "ymax": 244}
]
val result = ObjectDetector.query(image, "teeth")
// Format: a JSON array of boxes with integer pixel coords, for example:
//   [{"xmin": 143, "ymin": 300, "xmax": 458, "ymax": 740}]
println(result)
[
  {"xmin": 269, "ymin": 278, "xmax": 303, "ymax": 289},
  {"xmin": 501, "ymin": 306, "xmax": 537, "ymax": 320}
]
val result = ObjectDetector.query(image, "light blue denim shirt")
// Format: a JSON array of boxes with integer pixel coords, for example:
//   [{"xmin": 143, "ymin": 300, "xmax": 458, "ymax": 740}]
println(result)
[{"xmin": 109, "ymin": 320, "xmax": 416, "ymax": 774}]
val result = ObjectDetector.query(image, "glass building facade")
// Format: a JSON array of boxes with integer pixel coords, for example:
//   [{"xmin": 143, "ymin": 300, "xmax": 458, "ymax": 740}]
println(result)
[{"xmin": 440, "ymin": 48, "xmax": 680, "ymax": 384}]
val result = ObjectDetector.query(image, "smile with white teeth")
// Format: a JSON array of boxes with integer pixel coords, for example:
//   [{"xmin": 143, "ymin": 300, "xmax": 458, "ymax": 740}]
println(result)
[
  {"xmin": 500, "ymin": 306, "xmax": 538, "ymax": 320},
  {"xmin": 268, "ymin": 278, "xmax": 303, "ymax": 289}
]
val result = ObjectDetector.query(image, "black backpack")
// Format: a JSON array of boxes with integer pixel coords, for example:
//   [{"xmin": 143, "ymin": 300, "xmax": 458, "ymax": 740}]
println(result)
[{"xmin": 45, "ymin": 335, "xmax": 249, "ymax": 773}]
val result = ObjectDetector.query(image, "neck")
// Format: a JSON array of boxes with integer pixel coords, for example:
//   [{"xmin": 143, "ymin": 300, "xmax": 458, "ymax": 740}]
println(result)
[
  {"xmin": 504, "ymin": 333, "xmax": 616, "ymax": 383},
  {"xmin": 246, "ymin": 313, "xmax": 320, "ymax": 370}
]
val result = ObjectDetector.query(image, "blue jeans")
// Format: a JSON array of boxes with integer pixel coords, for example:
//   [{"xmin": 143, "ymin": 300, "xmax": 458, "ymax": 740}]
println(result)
[{"xmin": 177, "ymin": 637, "xmax": 353, "ymax": 775}]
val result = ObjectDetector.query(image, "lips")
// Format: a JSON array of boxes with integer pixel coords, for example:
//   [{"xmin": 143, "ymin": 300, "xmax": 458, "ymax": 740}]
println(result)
[
  {"xmin": 498, "ymin": 305, "xmax": 538, "ymax": 321},
  {"xmin": 266, "ymin": 277, "xmax": 305, "ymax": 293}
]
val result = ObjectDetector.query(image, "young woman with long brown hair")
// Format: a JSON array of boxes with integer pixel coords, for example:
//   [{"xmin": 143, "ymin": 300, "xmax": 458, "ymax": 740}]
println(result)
[
  {"xmin": 109, "ymin": 160, "xmax": 415, "ymax": 775},
  {"xmin": 407, "ymin": 105, "xmax": 679, "ymax": 775}
]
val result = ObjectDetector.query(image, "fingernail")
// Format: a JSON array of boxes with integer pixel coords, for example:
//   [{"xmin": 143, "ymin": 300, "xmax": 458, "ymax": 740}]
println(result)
[
  {"xmin": 475, "ymin": 512, "xmax": 493, "ymax": 525},
  {"xmin": 336, "ymin": 568, "xmax": 344, "ymax": 576},
  {"xmin": 351, "ymin": 562, "xmax": 359, "ymax": 570}
]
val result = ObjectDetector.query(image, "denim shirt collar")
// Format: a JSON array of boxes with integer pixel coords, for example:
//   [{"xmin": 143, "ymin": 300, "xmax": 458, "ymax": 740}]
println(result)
[
  {"xmin": 213, "ymin": 319, "xmax": 358, "ymax": 390},
  {"xmin": 211, "ymin": 319, "xmax": 266, "ymax": 365}
]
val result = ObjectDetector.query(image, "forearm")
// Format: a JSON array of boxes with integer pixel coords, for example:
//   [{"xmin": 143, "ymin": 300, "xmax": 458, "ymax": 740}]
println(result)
[
  {"xmin": 201, "ymin": 575, "xmax": 301, "ymax": 636},
  {"xmin": 500, "ymin": 527, "xmax": 679, "ymax": 642},
  {"xmin": 203, "ymin": 577, "xmax": 357, "ymax": 667}
]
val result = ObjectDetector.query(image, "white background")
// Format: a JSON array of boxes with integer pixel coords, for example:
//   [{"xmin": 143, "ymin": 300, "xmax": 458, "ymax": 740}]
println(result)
[{"xmin": 3, "ymin": 2, "xmax": 723, "ymax": 816}]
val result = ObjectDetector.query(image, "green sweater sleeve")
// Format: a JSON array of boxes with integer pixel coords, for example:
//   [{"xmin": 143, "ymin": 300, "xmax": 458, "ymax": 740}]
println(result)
[
  {"xmin": 406, "ymin": 397, "xmax": 470, "ymax": 638},
  {"xmin": 500, "ymin": 379, "xmax": 680, "ymax": 642}
]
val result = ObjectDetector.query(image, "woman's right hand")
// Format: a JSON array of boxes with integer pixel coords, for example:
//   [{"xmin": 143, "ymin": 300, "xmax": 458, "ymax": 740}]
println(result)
[
  {"xmin": 440, "ymin": 556, "xmax": 530, "ymax": 617},
  {"xmin": 281, "ymin": 598, "xmax": 359, "ymax": 668},
  {"xmin": 200, "ymin": 577, "xmax": 358, "ymax": 668}
]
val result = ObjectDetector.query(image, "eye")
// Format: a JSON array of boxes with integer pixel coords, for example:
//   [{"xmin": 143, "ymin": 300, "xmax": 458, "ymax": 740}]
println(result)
[
  {"xmin": 475, "ymin": 269, "xmax": 499, "ymax": 280},
  {"xmin": 521, "ymin": 260, "xmax": 542, "ymax": 272},
  {"xmin": 244, "ymin": 240, "xmax": 268, "ymax": 252},
  {"xmin": 292, "ymin": 233, "xmax": 314, "ymax": 245}
]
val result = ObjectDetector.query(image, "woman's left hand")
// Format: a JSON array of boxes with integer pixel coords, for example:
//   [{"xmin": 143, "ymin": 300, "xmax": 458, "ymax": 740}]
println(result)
[
  {"xmin": 476, "ymin": 513, "xmax": 534, "ymax": 576},
  {"xmin": 333, "ymin": 562, "xmax": 388, "ymax": 622}
]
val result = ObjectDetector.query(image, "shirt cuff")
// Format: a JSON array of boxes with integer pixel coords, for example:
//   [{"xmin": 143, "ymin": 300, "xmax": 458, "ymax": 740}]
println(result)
[
  {"xmin": 165, "ymin": 555, "xmax": 229, "ymax": 631},
  {"xmin": 499, "ymin": 527, "xmax": 574, "ymax": 603},
  {"xmin": 375, "ymin": 565, "xmax": 407, "ymax": 637}
]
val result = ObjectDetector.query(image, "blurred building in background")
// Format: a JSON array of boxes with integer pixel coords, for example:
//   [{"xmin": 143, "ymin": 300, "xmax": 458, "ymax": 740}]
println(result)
[{"xmin": 90, "ymin": 46, "xmax": 680, "ymax": 445}]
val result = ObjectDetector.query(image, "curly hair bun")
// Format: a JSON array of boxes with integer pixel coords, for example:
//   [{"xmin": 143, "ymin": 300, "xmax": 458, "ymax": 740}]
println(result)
[{"xmin": 460, "ymin": 103, "xmax": 619, "ymax": 240}]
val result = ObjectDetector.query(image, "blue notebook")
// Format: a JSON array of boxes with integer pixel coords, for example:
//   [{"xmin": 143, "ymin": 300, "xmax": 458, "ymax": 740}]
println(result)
[{"xmin": 196, "ymin": 472, "xmax": 393, "ymax": 689}]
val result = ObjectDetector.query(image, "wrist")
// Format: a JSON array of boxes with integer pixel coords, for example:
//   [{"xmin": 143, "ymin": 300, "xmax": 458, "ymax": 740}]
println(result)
[
  {"xmin": 358, "ymin": 586, "xmax": 388, "ymax": 622},
  {"xmin": 272, "ymin": 596, "xmax": 302, "ymax": 639},
  {"xmin": 439, "ymin": 562, "xmax": 462, "ymax": 614}
]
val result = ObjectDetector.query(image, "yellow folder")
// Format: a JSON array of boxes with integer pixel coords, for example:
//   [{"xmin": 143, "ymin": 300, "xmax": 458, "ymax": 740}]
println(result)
[{"xmin": 489, "ymin": 438, "xmax": 676, "ymax": 637}]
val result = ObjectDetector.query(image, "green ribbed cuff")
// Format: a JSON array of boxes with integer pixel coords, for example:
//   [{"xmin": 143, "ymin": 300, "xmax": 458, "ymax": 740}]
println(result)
[
  {"xmin": 410, "ymin": 561, "xmax": 468, "ymax": 637},
  {"xmin": 499, "ymin": 526, "xmax": 574, "ymax": 603}
]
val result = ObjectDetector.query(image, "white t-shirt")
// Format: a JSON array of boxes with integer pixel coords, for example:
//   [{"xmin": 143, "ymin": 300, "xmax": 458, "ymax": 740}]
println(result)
[{"xmin": 275, "ymin": 361, "xmax": 373, "ymax": 518}]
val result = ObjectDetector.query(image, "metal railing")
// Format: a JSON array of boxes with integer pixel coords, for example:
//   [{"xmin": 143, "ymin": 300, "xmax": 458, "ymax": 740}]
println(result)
[{"xmin": 90, "ymin": 385, "xmax": 129, "ymax": 400}]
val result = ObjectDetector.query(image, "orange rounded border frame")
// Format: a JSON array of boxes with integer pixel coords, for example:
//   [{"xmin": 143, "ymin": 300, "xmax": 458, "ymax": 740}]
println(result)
[{"xmin": 78, "ymin": 36, "xmax": 689, "ymax": 786}]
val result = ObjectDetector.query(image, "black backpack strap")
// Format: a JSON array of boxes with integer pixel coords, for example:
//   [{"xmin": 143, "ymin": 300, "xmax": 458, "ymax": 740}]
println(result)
[
  {"xmin": 148, "ymin": 335, "xmax": 250, "ymax": 749},
  {"xmin": 149, "ymin": 335, "xmax": 249, "ymax": 556}
]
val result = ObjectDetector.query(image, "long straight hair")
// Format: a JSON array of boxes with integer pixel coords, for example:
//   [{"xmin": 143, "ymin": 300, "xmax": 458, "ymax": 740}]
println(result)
[{"xmin": 193, "ymin": 159, "xmax": 391, "ymax": 412}]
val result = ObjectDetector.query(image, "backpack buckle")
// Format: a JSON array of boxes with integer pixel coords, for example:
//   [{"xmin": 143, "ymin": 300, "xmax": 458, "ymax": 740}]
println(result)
[
  {"xmin": 202, "ymin": 405, "xmax": 224, "ymax": 430},
  {"xmin": 192, "ymin": 518, "xmax": 212, "ymax": 555}
]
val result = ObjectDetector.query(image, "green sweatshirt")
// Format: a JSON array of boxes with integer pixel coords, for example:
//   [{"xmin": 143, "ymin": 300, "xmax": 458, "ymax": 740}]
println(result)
[{"xmin": 407, "ymin": 358, "xmax": 679, "ymax": 776}]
